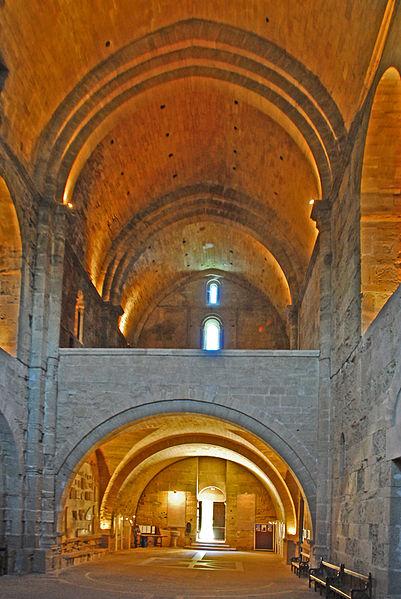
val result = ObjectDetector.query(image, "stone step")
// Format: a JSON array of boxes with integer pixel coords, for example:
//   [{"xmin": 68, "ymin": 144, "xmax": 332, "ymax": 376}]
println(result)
[{"xmin": 186, "ymin": 542, "xmax": 237, "ymax": 551}]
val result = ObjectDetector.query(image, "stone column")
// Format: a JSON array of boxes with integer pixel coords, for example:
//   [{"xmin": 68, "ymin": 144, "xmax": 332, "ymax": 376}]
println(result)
[
  {"xmin": 286, "ymin": 304, "xmax": 299, "ymax": 349},
  {"xmin": 23, "ymin": 198, "xmax": 67, "ymax": 571},
  {"xmin": 311, "ymin": 200, "xmax": 333, "ymax": 562}
]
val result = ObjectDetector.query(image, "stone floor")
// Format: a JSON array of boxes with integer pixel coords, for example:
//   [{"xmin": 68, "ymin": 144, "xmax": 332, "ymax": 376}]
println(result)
[{"xmin": 0, "ymin": 549, "xmax": 314, "ymax": 598}]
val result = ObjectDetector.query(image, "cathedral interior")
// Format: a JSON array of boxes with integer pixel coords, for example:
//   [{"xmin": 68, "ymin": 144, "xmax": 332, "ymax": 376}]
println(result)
[{"xmin": 0, "ymin": 2, "xmax": 400, "ymax": 598}]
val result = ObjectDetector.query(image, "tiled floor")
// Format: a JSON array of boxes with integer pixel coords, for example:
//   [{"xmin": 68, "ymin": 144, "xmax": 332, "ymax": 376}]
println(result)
[{"xmin": 0, "ymin": 549, "xmax": 314, "ymax": 598}]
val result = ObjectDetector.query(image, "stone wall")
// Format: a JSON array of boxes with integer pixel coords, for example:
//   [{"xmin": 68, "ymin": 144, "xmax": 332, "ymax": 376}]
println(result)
[
  {"xmin": 56, "ymin": 348, "xmax": 319, "ymax": 523},
  {"xmin": 298, "ymin": 243, "xmax": 320, "ymax": 350},
  {"xmin": 137, "ymin": 276, "xmax": 289, "ymax": 349},
  {"xmin": 0, "ymin": 350, "xmax": 27, "ymax": 571},
  {"xmin": 0, "ymin": 349, "xmax": 27, "ymax": 460},
  {"xmin": 59, "ymin": 243, "xmax": 126, "ymax": 348},
  {"xmin": 328, "ymin": 27, "xmax": 401, "ymax": 593},
  {"xmin": 135, "ymin": 456, "xmax": 276, "ymax": 550},
  {"xmin": 331, "ymin": 285, "xmax": 401, "ymax": 598}
]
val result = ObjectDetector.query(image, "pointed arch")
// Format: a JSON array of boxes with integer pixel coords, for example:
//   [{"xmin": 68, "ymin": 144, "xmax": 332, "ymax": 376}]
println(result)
[
  {"xmin": 0, "ymin": 177, "xmax": 22, "ymax": 356},
  {"xmin": 360, "ymin": 67, "xmax": 401, "ymax": 332}
]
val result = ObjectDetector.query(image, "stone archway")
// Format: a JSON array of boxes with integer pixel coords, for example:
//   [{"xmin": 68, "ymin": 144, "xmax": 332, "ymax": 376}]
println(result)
[
  {"xmin": 0, "ymin": 411, "xmax": 22, "ymax": 573},
  {"xmin": 0, "ymin": 176, "xmax": 22, "ymax": 356},
  {"xmin": 360, "ymin": 66, "xmax": 401, "ymax": 332},
  {"xmin": 55, "ymin": 402, "xmax": 316, "ymax": 555}
]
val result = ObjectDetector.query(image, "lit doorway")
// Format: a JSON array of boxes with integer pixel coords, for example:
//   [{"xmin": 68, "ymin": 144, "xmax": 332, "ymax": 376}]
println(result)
[{"xmin": 197, "ymin": 487, "xmax": 226, "ymax": 542}]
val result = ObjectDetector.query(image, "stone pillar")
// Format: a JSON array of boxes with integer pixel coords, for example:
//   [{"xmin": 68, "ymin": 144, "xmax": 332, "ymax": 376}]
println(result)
[
  {"xmin": 101, "ymin": 302, "xmax": 124, "ymax": 346},
  {"xmin": 22, "ymin": 199, "xmax": 67, "ymax": 571},
  {"xmin": 311, "ymin": 200, "xmax": 333, "ymax": 562},
  {"xmin": 286, "ymin": 304, "xmax": 299, "ymax": 349}
]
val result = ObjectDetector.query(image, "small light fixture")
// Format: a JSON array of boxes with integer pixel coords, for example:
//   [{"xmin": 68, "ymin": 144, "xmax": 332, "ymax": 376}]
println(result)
[
  {"xmin": 309, "ymin": 199, "xmax": 315, "ymax": 205},
  {"xmin": 67, "ymin": 202, "xmax": 73, "ymax": 209}
]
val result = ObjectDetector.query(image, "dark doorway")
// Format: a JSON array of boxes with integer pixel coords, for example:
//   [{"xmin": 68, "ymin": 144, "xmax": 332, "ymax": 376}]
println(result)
[
  {"xmin": 213, "ymin": 502, "xmax": 226, "ymax": 540},
  {"xmin": 255, "ymin": 523, "xmax": 274, "ymax": 550}
]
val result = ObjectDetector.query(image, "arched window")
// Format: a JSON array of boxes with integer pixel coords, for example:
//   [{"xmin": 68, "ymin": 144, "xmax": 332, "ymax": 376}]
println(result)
[
  {"xmin": 74, "ymin": 290, "xmax": 85, "ymax": 344},
  {"xmin": 206, "ymin": 279, "xmax": 220, "ymax": 306},
  {"xmin": 202, "ymin": 316, "xmax": 223, "ymax": 351}
]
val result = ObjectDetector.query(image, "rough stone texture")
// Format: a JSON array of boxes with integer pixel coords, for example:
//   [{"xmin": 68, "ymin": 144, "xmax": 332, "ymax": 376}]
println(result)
[
  {"xmin": 0, "ymin": 348, "xmax": 27, "ymax": 463},
  {"xmin": 137, "ymin": 275, "xmax": 289, "ymax": 349},
  {"xmin": 0, "ymin": 177, "xmax": 22, "ymax": 356},
  {"xmin": 360, "ymin": 67, "xmax": 401, "ymax": 333},
  {"xmin": 0, "ymin": 349, "xmax": 27, "ymax": 571},
  {"xmin": 331, "ymin": 286, "xmax": 401, "ymax": 599},
  {"xmin": 60, "ymin": 242, "xmax": 126, "ymax": 348},
  {"xmin": 135, "ymin": 456, "xmax": 276, "ymax": 550},
  {"xmin": 298, "ymin": 243, "xmax": 320, "ymax": 350},
  {"xmin": 0, "ymin": 5, "xmax": 400, "ymax": 595},
  {"xmin": 56, "ymin": 348, "xmax": 319, "ymax": 518}
]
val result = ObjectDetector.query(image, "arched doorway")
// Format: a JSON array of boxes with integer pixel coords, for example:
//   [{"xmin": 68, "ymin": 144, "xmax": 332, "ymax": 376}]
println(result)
[
  {"xmin": 197, "ymin": 486, "xmax": 226, "ymax": 543},
  {"xmin": 0, "ymin": 177, "xmax": 22, "ymax": 356}
]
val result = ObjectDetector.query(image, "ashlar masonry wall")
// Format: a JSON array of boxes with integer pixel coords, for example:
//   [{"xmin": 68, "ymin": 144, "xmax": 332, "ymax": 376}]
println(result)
[
  {"xmin": 331, "ymin": 286, "xmax": 401, "ymax": 599},
  {"xmin": 56, "ymin": 349, "xmax": 320, "ymax": 525}
]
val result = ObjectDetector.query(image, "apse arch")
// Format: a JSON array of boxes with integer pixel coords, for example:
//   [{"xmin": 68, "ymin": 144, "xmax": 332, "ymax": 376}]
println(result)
[
  {"xmin": 99, "ymin": 433, "xmax": 298, "ymax": 533},
  {"xmin": 360, "ymin": 66, "xmax": 401, "ymax": 333},
  {"xmin": 115, "ymin": 445, "xmax": 288, "ymax": 524},
  {"xmin": 114, "ymin": 220, "xmax": 293, "ymax": 344},
  {"xmin": 55, "ymin": 400, "xmax": 317, "ymax": 539},
  {"xmin": 99, "ymin": 185, "xmax": 304, "ymax": 305},
  {"xmin": 0, "ymin": 176, "xmax": 22, "ymax": 356},
  {"xmin": 131, "ymin": 269, "xmax": 290, "ymax": 350}
]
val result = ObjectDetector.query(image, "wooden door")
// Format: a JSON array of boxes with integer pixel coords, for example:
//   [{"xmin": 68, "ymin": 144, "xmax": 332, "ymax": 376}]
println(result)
[{"xmin": 255, "ymin": 523, "xmax": 274, "ymax": 550}]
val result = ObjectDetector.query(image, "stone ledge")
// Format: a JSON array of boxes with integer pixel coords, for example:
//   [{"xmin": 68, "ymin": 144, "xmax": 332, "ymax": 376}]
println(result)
[{"xmin": 59, "ymin": 348, "xmax": 320, "ymax": 358}]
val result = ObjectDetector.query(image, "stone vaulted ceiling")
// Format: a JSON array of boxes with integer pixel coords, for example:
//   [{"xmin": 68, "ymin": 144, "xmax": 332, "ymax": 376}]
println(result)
[{"xmin": 0, "ymin": 0, "xmax": 393, "ymax": 338}]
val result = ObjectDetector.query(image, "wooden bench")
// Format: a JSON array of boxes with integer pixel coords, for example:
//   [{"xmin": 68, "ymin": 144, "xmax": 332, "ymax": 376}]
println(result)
[
  {"xmin": 309, "ymin": 559, "xmax": 343, "ymax": 596},
  {"xmin": 52, "ymin": 534, "xmax": 109, "ymax": 569},
  {"xmin": 329, "ymin": 566, "xmax": 372, "ymax": 599},
  {"xmin": 61, "ymin": 550, "xmax": 91, "ymax": 567},
  {"xmin": 291, "ymin": 549, "xmax": 310, "ymax": 577}
]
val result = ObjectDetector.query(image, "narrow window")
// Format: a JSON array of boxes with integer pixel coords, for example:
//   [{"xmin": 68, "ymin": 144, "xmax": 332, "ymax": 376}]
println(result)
[
  {"xmin": 202, "ymin": 317, "xmax": 222, "ymax": 351},
  {"xmin": 74, "ymin": 290, "xmax": 85, "ymax": 344},
  {"xmin": 340, "ymin": 433, "xmax": 346, "ymax": 476},
  {"xmin": 206, "ymin": 280, "xmax": 220, "ymax": 306}
]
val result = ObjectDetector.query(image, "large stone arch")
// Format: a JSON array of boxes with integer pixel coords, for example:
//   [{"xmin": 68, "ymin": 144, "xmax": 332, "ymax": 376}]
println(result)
[
  {"xmin": 55, "ymin": 400, "xmax": 317, "ymax": 534},
  {"xmin": 360, "ymin": 66, "xmax": 401, "ymax": 333},
  {"xmin": 0, "ymin": 176, "xmax": 22, "ymax": 356},
  {"xmin": 33, "ymin": 19, "xmax": 345, "ymax": 202},
  {"xmin": 100, "ymin": 185, "xmax": 302, "ymax": 305}
]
